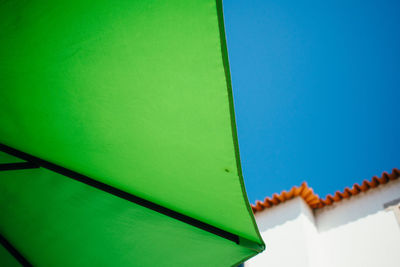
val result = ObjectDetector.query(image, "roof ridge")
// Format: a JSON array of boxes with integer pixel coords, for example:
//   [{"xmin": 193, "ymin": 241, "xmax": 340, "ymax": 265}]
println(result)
[{"xmin": 251, "ymin": 168, "xmax": 400, "ymax": 213}]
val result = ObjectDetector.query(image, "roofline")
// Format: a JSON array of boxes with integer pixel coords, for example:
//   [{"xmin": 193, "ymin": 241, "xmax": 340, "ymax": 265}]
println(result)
[{"xmin": 251, "ymin": 168, "xmax": 400, "ymax": 213}]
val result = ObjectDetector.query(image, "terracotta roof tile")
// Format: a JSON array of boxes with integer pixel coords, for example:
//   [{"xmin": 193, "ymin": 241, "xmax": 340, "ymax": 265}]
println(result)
[{"xmin": 251, "ymin": 168, "xmax": 400, "ymax": 213}]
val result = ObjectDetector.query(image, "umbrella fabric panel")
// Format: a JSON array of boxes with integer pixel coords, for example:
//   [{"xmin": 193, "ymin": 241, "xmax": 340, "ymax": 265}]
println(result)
[
  {"xmin": 0, "ymin": 242, "xmax": 21, "ymax": 267},
  {"xmin": 0, "ymin": 152, "xmax": 24, "ymax": 164},
  {"xmin": 0, "ymin": 0, "xmax": 262, "ymax": 245},
  {"xmin": 0, "ymin": 168, "xmax": 256, "ymax": 266}
]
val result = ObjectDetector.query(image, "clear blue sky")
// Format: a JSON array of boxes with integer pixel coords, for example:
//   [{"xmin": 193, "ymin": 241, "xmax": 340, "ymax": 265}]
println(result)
[{"xmin": 223, "ymin": 0, "xmax": 400, "ymax": 203}]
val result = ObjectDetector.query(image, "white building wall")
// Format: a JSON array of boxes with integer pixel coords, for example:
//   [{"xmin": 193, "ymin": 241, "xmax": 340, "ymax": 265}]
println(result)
[
  {"xmin": 315, "ymin": 179, "xmax": 400, "ymax": 267},
  {"xmin": 245, "ymin": 198, "xmax": 316, "ymax": 267},
  {"xmin": 246, "ymin": 179, "xmax": 400, "ymax": 267}
]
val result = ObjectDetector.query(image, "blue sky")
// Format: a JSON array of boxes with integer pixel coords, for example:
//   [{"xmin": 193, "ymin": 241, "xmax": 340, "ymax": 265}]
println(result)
[{"xmin": 223, "ymin": 0, "xmax": 400, "ymax": 203}]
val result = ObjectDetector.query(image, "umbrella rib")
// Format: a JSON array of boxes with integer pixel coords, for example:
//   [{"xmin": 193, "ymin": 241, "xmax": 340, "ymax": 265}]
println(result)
[
  {"xmin": 0, "ymin": 143, "xmax": 239, "ymax": 244},
  {"xmin": 0, "ymin": 233, "xmax": 33, "ymax": 267},
  {"xmin": 0, "ymin": 162, "xmax": 39, "ymax": 171}
]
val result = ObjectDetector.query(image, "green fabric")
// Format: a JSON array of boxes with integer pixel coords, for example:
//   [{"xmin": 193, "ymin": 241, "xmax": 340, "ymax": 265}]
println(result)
[
  {"xmin": 0, "ymin": 0, "xmax": 264, "ymax": 265},
  {"xmin": 0, "ymin": 168, "xmax": 257, "ymax": 266},
  {"xmin": 0, "ymin": 152, "xmax": 24, "ymax": 164},
  {"xmin": 0, "ymin": 242, "xmax": 21, "ymax": 267}
]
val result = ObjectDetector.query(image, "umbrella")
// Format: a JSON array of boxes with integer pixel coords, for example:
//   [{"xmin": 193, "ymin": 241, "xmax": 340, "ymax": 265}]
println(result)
[{"xmin": 0, "ymin": 0, "xmax": 265, "ymax": 266}]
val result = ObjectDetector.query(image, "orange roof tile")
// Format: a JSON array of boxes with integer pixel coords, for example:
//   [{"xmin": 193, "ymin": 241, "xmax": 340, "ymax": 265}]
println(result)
[{"xmin": 251, "ymin": 168, "xmax": 400, "ymax": 213}]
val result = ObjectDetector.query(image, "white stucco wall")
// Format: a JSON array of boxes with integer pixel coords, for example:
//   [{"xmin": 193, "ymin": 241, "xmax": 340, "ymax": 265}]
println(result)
[
  {"xmin": 245, "ymin": 197, "xmax": 317, "ymax": 267},
  {"xmin": 314, "ymin": 179, "xmax": 400, "ymax": 267},
  {"xmin": 245, "ymin": 179, "xmax": 400, "ymax": 267}
]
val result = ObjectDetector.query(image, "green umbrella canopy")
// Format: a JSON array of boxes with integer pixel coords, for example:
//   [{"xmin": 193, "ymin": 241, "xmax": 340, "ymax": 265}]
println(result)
[{"xmin": 0, "ymin": 0, "xmax": 265, "ymax": 266}]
